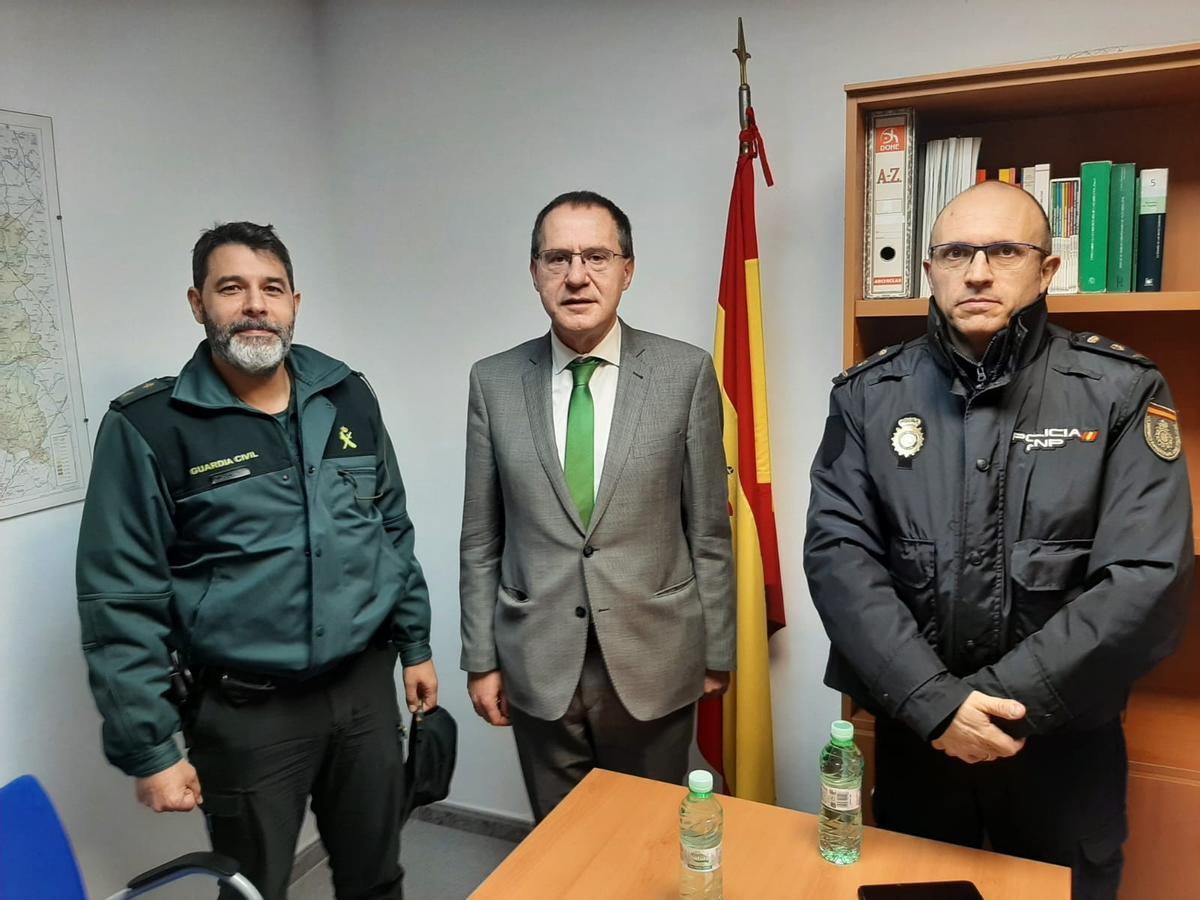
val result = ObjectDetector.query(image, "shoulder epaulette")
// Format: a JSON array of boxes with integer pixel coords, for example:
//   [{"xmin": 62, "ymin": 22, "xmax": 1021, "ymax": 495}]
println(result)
[
  {"xmin": 110, "ymin": 377, "xmax": 176, "ymax": 410},
  {"xmin": 352, "ymin": 370, "xmax": 379, "ymax": 402},
  {"xmin": 832, "ymin": 342, "xmax": 906, "ymax": 385},
  {"xmin": 1069, "ymin": 332, "xmax": 1155, "ymax": 367}
]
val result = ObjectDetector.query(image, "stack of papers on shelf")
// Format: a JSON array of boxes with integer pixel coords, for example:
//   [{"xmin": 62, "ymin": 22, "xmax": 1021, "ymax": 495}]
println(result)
[{"xmin": 917, "ymin": 136, "xmax": 982, "ymax": 298}]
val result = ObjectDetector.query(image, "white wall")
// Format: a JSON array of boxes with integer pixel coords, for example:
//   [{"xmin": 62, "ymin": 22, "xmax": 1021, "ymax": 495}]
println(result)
[
  {"xmin": 3, "ymin": 0, "xmax": 1200, "ymax": 895},
  {"xmin": 0, "ymin": 2, "xmax": 339, "ymax": 896},
  {"xmin": 312, "ymin": 0, "xmax": 1200, "ymax": 823}
]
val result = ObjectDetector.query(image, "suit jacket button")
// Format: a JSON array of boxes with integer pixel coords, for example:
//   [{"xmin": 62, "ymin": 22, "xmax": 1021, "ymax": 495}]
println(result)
[
  {"xmin": 575, "ymin": 607, "xmax": 587, "ymax": 618},
  {"xmin": 582, "ymin": 545, "xmax": 595, "ymax": 558}
]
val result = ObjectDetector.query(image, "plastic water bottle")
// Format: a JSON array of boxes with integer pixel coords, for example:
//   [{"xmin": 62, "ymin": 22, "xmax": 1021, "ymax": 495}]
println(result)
[
  {"xmin": 819, "ymin": 719, "xmax": 864, "ymax": 864},
  {"xmin": 679, "ymin": 769, "xmax": 723, "ymax": 899}
]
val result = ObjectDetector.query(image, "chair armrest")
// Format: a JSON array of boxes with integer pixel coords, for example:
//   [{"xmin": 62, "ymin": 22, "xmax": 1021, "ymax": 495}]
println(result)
[{"xmin": 116, "ymin": 852, "xmax": 262, "ymax": 899}]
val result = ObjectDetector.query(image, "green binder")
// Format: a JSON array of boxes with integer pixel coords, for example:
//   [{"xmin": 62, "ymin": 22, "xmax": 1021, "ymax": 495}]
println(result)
[
  {"xmin": 1078, "ymin": 161, "xmax": 1112, "ymax": 293},
  {"xmin": 1106, "ymin": 163, "xmax": 1136, "ymax": 293}
]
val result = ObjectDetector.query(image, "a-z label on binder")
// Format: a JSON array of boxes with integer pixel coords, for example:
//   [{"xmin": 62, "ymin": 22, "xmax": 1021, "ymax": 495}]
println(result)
[{"xmin": 864, "ymin": 107, "xmax": 916, "ymax": 299}]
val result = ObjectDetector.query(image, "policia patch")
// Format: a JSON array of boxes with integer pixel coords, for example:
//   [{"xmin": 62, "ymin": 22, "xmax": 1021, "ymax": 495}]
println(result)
[{"xmin": 1144, "ymin": 402, "xmax": 1182, "ymax": 461}]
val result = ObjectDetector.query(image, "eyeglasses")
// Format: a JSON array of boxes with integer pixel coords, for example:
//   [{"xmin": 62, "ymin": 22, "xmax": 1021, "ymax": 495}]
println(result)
[
  {"xmin": 535, "ymin": 248, "xmax": 627, "ymax": 274},
  {"xmin": 928, "ymin": 241, "xmax": 1050, "ymax": 270}
]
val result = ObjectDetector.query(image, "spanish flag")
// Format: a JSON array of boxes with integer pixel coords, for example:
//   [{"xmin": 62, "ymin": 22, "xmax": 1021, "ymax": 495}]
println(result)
[{"xmin": 700, "ymin": 105, "xmax": 786, "ymax": 804}]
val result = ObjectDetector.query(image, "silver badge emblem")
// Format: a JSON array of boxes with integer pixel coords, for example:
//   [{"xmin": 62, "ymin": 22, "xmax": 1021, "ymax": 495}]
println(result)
[{"xmin": 891, "ymin": 416, "xmax": 925, "ymax": 459}]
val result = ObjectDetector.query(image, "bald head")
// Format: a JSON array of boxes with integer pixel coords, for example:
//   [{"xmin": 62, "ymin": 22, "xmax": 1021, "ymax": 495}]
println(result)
[
  {"xmin": 924, "ymin": 179, "xmax": 1061, "ymax": 359},
  {"xmin": 931, "ymin": 181, "xmax": 1051, "ymax": 252}
]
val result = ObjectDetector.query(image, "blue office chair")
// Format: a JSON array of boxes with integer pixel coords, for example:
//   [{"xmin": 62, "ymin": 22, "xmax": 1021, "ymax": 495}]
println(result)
[{"xmin": 0, "ymin": 775, "xmax": 262, "ymax": 899}]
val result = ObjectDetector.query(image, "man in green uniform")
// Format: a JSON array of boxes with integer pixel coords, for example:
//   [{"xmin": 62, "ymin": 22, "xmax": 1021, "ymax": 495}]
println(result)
[{"xmin": 76, "ymin": 221, "xmax": 437, "ymax": 900}]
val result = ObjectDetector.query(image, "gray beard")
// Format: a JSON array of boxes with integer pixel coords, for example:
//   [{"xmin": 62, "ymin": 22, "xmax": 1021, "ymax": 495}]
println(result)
[{"xmin": 205, "ymin": 317, "xmax": 293, "ymax": 375}]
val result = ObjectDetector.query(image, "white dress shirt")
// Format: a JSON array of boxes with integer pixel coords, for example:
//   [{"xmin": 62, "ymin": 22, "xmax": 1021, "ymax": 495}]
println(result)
[{"xmin": 550, "ymin": 319, "xmax": 621, "ymax": 497}]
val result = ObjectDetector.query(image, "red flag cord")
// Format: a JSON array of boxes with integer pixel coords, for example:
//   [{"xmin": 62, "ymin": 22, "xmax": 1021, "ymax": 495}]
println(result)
[{"xmin": 739, "ymin": 106, "xmax": 774, "ymax": 187}]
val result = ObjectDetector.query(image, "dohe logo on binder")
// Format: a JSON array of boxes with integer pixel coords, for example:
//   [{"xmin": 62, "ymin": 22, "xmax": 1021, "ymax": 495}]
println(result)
[
  {"xmin": 864, "ymin": 108, "xmax": 916, "ymax": 299},
  {"xmin": 876, "ymin": 125, "xmax": 905, "ymax": 157}
]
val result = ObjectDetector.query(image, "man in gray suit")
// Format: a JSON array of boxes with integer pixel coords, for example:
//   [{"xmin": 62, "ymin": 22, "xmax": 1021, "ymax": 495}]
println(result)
[{"xmin": 460, "ymin": 191, "xmax": 736, "ymax": 820}]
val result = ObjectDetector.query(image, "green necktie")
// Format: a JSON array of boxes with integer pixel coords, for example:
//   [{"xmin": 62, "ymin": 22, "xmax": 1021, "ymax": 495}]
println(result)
[{"xmin": 564, "ymin": 357, "xmax": 603, "ymax": 527}]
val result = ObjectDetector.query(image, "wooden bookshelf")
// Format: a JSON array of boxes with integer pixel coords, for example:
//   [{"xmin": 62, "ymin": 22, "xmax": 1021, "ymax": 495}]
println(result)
[{"xmin": 842, "ymin": 44, "xmax": 1200, "ymax": 899}]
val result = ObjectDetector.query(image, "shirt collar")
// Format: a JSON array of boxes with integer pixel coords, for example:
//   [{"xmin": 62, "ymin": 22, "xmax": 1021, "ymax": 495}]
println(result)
[{"xmin": 550, "ymin": 318, "xmax": 622, "ymax": 374}]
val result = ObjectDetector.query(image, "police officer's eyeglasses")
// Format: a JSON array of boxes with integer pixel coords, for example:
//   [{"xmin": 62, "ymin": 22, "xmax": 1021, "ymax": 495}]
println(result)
[
  {"xmin": 928, "ymin": 241, "xmax": 1050, "ymax": 270},
  {"xmin": 535, "ymin": 248, "xmax": 627, "ymax": 274}
]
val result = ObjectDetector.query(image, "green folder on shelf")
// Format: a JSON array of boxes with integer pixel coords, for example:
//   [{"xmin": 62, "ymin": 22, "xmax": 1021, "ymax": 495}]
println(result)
[
  {"xmin": 1079, "ymin": 161, "xmax": 1112, "ymax": 293},
  {"xmin": 1107, "ymin": 163, "xmax": 1136, "ymax": 294}
]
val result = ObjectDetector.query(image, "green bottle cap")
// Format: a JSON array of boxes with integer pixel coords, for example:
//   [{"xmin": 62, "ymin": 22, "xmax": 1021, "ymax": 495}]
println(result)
[
  {"xmin": 688, "ymin": 770, "xmax": 714, "ymax": 794},
  {"xmin": 831, "ymin": 719, "xmax": 855, "ymax": 742}
]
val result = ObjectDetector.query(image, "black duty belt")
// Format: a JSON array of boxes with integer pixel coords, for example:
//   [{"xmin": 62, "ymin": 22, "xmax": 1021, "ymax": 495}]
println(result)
[
  {"xmin": 196, "ymin": 648, "xmax": 367, "ymax": 698},
  {"xmin": 191, "ymin": 627, "xmax": 394, "ymax": 701}
]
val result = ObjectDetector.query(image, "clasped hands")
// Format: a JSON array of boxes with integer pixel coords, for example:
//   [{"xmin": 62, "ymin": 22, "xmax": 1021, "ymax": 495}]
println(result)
[{"xmin": 932, "ymin": 690, "xmax": 1027, "ymax": 764}]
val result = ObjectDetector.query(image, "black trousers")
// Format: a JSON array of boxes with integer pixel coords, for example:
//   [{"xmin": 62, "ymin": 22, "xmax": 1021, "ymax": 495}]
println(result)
[
  {"xmin": 185, "ymin": 645, "xmax": 406, "ymax": 900},
  {"xmin": 873, "ymin": 715, "xmax": 1127, "ymax": 900}
]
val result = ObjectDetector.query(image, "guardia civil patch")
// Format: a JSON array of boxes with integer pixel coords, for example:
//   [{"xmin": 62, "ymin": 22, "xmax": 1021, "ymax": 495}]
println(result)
[{"xmin": 1144, "ymin": 402, "xmax": 1182, "ymax": 461}]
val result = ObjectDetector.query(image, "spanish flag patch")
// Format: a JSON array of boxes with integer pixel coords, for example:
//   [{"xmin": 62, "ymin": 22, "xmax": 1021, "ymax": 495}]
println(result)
[{"xmin": 1144, "ymin": 402, "xmax": 1182, "ymax": 461}]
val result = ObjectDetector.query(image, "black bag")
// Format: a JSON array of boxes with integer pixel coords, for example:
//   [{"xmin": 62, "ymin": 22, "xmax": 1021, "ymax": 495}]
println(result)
[{"xmin": 401, "ymin": 705, "xmax": 457, "ymax": 823}]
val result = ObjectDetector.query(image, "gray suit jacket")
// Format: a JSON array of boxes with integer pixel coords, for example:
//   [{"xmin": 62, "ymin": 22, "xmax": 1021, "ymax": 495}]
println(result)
[{"xmin": 459, "ymin": 320, "xmax": 735, "ymax": 722}]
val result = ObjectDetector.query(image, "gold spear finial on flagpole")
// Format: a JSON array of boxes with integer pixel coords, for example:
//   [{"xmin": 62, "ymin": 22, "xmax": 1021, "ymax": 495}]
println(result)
[
  {"xmin": 733, "ymin": 17, "xmax": 752, "ymax": 150},
  {"xmin": 734, "ymin": 17, "xmax": 750, "ymax": 89}
]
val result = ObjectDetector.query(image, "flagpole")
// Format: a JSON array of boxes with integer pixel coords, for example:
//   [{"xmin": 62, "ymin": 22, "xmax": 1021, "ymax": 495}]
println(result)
[{"xmin": 734, "ymin": 17, "xmax": 752, "ymax": 153}]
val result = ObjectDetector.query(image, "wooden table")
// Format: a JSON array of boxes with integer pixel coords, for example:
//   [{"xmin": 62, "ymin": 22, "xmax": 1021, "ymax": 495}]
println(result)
[{"xmin": 472, "ymin": 769, "xmax": 1070, "ymax": 898}]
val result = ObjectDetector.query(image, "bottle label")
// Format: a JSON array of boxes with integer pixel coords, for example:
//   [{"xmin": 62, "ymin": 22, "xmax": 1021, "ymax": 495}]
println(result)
[
  {"xmin": 821, "ymin": 783, "xmax": 861, "ymax": 812},
  {"xmin": 681, "ymin": 844, "xmax": 722, "ymax": 872}
]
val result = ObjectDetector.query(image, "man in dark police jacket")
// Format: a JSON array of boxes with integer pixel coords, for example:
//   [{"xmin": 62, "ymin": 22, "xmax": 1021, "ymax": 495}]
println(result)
[{"xmin": 805, "ymin": 181, "xmax": 1192, "ymax": 899}]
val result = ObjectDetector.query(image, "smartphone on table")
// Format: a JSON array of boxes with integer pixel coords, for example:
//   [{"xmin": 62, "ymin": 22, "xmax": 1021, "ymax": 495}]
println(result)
[{"xmin": 858, "ymin": 881, "xmax": 984, "ymax": 900}]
